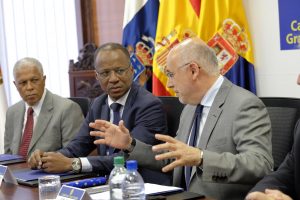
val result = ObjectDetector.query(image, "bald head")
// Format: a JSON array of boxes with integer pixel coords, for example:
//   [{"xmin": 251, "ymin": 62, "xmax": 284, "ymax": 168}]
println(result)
[{"xmin": 167, "ymin": 37, "xmax": 219, "ymax": 75}]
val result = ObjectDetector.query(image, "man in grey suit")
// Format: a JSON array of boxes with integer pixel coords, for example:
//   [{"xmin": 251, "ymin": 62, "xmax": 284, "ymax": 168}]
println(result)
[
  {"xmin": 4, "ymin": 57, "xmax": 84, "ymax": 157},
  {"xmin": 90, "ymin": 37, "xmax": 273, "ymax": 199}
]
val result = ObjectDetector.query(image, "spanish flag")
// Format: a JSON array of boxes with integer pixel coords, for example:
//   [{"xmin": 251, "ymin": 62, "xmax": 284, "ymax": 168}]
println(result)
[{"xmin": 153, "ymin": 0, "xmax": 256, "ymax": 96}]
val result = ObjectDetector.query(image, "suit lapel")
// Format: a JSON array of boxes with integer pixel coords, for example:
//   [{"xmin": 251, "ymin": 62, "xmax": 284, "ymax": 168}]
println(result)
[
  {"xmin": 198, "ymin": 103, "xmax": 223, "ymax": 149},
  {"xmin": 177, "ymin": 109, "xmax": 194, "ymax": 144},
  {"xmin": 99, "ymin": 98, "xmax": 110, "ymax": 155},
  {"xmin": 122, "ymin": 83, "xmax": 138, "ymax": 125},
  {"xmin": 12, "ymin": 103, "xmax": 26, "ymax": 154},
  {"xmin": 191, "ymin": 78, "xmax": 232, "ymax": 179},
  {"xmin": 199, "ymin": 78, "xmax": 231, "ymax": 149},
  {"xmin": 108, "ymin": 85, "xmax": 138, "ymax": 154},
  {"xmin": 103, "ymin": 85, "xmax": 138, "ymax": 155},
  {"xmin": 28, "ymin": 91, "xmax": 54, "ymax": 153},
  {"xmin": 173, "ymin": 106, "xmax": 194, "ymax": 187}
]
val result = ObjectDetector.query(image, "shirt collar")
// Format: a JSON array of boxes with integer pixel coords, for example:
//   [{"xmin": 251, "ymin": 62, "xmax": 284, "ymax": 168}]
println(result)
[
  {"xmin": 107, "ymin": 88, "xmax": 131, "ymax": 108},
  {"xmin": 25, "ymin": 88, "xmax": 47, "ymax": 116},
  {"xmin": 201, "ymin": 75, "xmax": 224, "ymax": 107}
]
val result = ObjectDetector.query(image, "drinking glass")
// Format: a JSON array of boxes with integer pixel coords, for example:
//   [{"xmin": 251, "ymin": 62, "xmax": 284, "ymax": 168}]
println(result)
[{"xmin": 38, "ymin": 175, "xmax": 61, "ymax": 200}]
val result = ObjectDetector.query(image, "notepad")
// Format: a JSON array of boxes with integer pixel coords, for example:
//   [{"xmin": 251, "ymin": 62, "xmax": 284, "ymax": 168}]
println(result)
[
  {"xmin": 12, "ymin": 168, "xmax": 95, "ymax": 187},
  {"xmin": 0, "ymin": 154, "xmax": 25, "ymax": 165}
]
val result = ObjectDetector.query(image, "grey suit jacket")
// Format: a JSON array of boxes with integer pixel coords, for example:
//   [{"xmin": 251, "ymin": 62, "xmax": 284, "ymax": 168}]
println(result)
[
  {"xmin": 129, "ymin": 78, "xmax": 273, "ymax": 200},
  {"xmin": 4, "ymin": 90, "xmax": 84, "ymax": 156}
]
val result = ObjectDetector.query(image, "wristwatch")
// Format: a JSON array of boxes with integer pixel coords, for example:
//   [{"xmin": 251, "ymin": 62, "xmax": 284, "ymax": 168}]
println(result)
[
  {"xmin": 198, "ymin": 148, "xmax": 204, "ymax": 167},
  {"xmin": 123, "ymin": 138, "xmax": 136, "ymax": 153},
  {"xmin": 71, "ymin": 158, "xmax": 82, "ymax": 173}
]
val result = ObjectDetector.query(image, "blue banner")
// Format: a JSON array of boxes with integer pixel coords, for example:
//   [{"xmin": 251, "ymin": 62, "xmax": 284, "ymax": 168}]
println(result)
[{"xmin": 278, "ymin": 0, "xmax": 300, "ymax": 50}]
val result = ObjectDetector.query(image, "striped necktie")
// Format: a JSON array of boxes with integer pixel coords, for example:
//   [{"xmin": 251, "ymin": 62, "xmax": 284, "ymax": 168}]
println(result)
[{"xmin": 19, "ymin": 107, "xmax": 34, "ymax": 157}]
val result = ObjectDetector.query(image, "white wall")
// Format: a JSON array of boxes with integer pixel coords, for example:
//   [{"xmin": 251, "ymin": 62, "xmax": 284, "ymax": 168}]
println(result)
[
  {"xmin": 244, "ymin": 0, "xmax": 300, "ymax": 98},
  {"xmin": 0, "ymin": 0, "xmax": 79, "ymax": 106}
]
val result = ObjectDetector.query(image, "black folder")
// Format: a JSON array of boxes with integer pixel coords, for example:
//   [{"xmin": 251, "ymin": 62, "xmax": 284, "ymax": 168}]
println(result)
[{"xmin": 147, "ymin": 191, "xmax": 205, "ymax": 200}]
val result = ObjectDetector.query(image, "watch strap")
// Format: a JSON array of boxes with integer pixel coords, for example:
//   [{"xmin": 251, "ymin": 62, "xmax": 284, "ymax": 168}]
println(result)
[{"xmin": 123, "ymin": 138, "xmax": 136, "ymax": 154}]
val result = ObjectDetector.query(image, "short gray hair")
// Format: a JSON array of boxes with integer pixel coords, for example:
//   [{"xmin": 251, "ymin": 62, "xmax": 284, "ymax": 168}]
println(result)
[{"xmin": 13, "ymin": 57, "xmax": 44, "ymax": 79}]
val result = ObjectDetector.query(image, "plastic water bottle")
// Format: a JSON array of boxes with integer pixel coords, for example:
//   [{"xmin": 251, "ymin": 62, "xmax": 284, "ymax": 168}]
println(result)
[
  {"xmin": 109, "ymin": 156, "xmax": 127, "ymax": 200},
  {"xmin": 122, "ymin": 160, "xmax": 145, "ymax": 200}
]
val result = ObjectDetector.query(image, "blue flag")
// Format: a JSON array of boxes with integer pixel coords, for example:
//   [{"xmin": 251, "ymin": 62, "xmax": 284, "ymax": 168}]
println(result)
[{"xmin": 122, "ymin": 0, "xmax": 159, "ymax": 91}]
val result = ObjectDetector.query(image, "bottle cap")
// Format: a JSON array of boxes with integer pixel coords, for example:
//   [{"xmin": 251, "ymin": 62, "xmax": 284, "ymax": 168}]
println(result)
[
  {"xmin": 126, "ymin": 160, "xmax": 138, "ymax": 170},
  {"xmin": 114, "ymin": 156, "xmax": 124, "ymax": 165}
]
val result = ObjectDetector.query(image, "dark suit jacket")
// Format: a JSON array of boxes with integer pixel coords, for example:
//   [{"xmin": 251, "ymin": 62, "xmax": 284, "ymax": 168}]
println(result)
[
  {"xmin": 250, "ymin": 119, "xmax": 300, "ymax": 199},
  {"xmin": 5, "ymin": 90, "xmax": 84, "ymax": 156},
  {"xmin": 59, "ymin": 83, "xmax": 171, "ymax": 185}
]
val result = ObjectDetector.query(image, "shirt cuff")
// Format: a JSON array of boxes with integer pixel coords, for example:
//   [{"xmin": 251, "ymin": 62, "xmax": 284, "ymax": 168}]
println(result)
[{"xmin": 80, "ymin": 157, "xmax": 93, "ymax": 172}]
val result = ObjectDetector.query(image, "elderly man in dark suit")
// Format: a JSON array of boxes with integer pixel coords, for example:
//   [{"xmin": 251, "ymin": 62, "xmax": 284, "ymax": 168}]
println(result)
[
  {"xmin": 246, "ymin": 119, "xmax": 300, "ymax": 200},
  {"xmin": 90, "ymin": 37, "xmax": 273, "ymax": 199},
  {"xmin": 28, "ymin": 43, "xmax": 170, "ymax": 185},
  {"xmin": 5, "ymin": 57, "xmax": 84, "ymax": 157}
]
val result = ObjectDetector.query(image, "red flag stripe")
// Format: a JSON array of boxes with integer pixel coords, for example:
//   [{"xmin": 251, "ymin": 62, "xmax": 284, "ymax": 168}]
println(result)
[
  {"xmin": 189, "ymin": 0, "xmax": 201, "ymax": 17},
  {"xmin": 152, "ymin": 75, "xmax": 171, "ymax": 96}
]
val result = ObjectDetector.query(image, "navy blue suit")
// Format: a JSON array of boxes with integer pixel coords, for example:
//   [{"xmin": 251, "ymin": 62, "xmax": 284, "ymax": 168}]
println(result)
[
  {"xmin": 250, "ymin": 119, "xmax": 300, "ymax": 199},
  {"xmin": 59, "ymin": 83, "xmax": 171, "ymax": 184}
]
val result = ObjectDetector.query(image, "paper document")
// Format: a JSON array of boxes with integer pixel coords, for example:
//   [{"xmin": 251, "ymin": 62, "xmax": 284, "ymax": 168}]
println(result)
[
  {"xmin": 145, "ymin": 183, "xmax": 183, "ymax": 195},
  {"xmin": 90, "ymin": 183, "xmax": 183, "ymax": 200}
]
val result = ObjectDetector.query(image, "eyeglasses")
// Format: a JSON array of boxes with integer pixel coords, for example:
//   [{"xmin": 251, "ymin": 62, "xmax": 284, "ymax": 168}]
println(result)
[
  {"xmin": 165, "ymin": 63, "xmax": 190, "ymax": 79},
  {"xmin": 96, "ymin": 65, "xmax": 131, "ymax": 80}
]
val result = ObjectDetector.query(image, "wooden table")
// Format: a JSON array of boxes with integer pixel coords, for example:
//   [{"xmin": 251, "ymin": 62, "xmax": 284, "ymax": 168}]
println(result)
[
  {"xmin": 0, "ymin": 162, "xmax": 38, "ymax": 200},
  {"xmin": 0, "ymin": 162, "xmax": 212, "ymax": 200}
]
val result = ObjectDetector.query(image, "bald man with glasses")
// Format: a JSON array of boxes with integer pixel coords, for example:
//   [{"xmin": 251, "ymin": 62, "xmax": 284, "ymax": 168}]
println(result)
[{"xmin": 28, "ymin": 42, "xmax": 171, "ymax": 185}]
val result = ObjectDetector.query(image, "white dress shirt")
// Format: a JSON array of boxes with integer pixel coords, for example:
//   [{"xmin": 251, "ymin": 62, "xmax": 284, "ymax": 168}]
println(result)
[
  {"xmin": 80, "ymin": 89, "xmax": 131, "ymax": 172},
  {"xmin": 187, "ymin": 76, "xmax": 224, "ymax": 146}
]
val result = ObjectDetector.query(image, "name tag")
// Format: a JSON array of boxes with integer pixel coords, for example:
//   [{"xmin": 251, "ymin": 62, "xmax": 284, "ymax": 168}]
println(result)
[
  {"xmin": 56, "ymin": 185, "xmax": 91, "ymax": 200},
  {"xmin": 0, "ymin": 165, "xmax": 18, "ymax": 186}
]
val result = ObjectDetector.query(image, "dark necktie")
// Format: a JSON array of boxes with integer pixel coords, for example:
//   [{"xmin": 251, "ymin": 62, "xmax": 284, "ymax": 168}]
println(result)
[
  {"xmin": 19, "ymin": 107, "xmax": 34, "ymax": 157},
  {"xmin": 111, "ymin": 103, "xmax": 122, "ymax": 125},
  {"xmin": 107, "ymin": 103, "xmax": 122, "ymax": 155},
  {"xmin": 185, "ymin": 104, "xmax": 203, "ymax": 190}
]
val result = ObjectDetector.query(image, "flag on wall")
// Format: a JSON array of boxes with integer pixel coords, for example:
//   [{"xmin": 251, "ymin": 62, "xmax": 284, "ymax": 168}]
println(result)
[
  {"xmin": 153, "ymin": 0, "xmax": 256, "ymax": 96},
  {"xmin": 122, "ymin": 0, "xmax": 159, "ymax": 91},
  {"xmin": 0, "ymin": 66, "xmax": 8, "ymax": 154}
]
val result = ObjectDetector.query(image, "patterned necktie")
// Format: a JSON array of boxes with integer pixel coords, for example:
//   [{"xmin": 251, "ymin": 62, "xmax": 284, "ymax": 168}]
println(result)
[
  {"xmin": 185, "ymin": 104, "xmax": 204, "ymax": 190},
  {"xmin": 19, "ymin": 107, "xmax": 34, "ymax": 157},
  {"xmin": 107, "ymin": 103, "xmax": 122, "ymax": 155}
]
